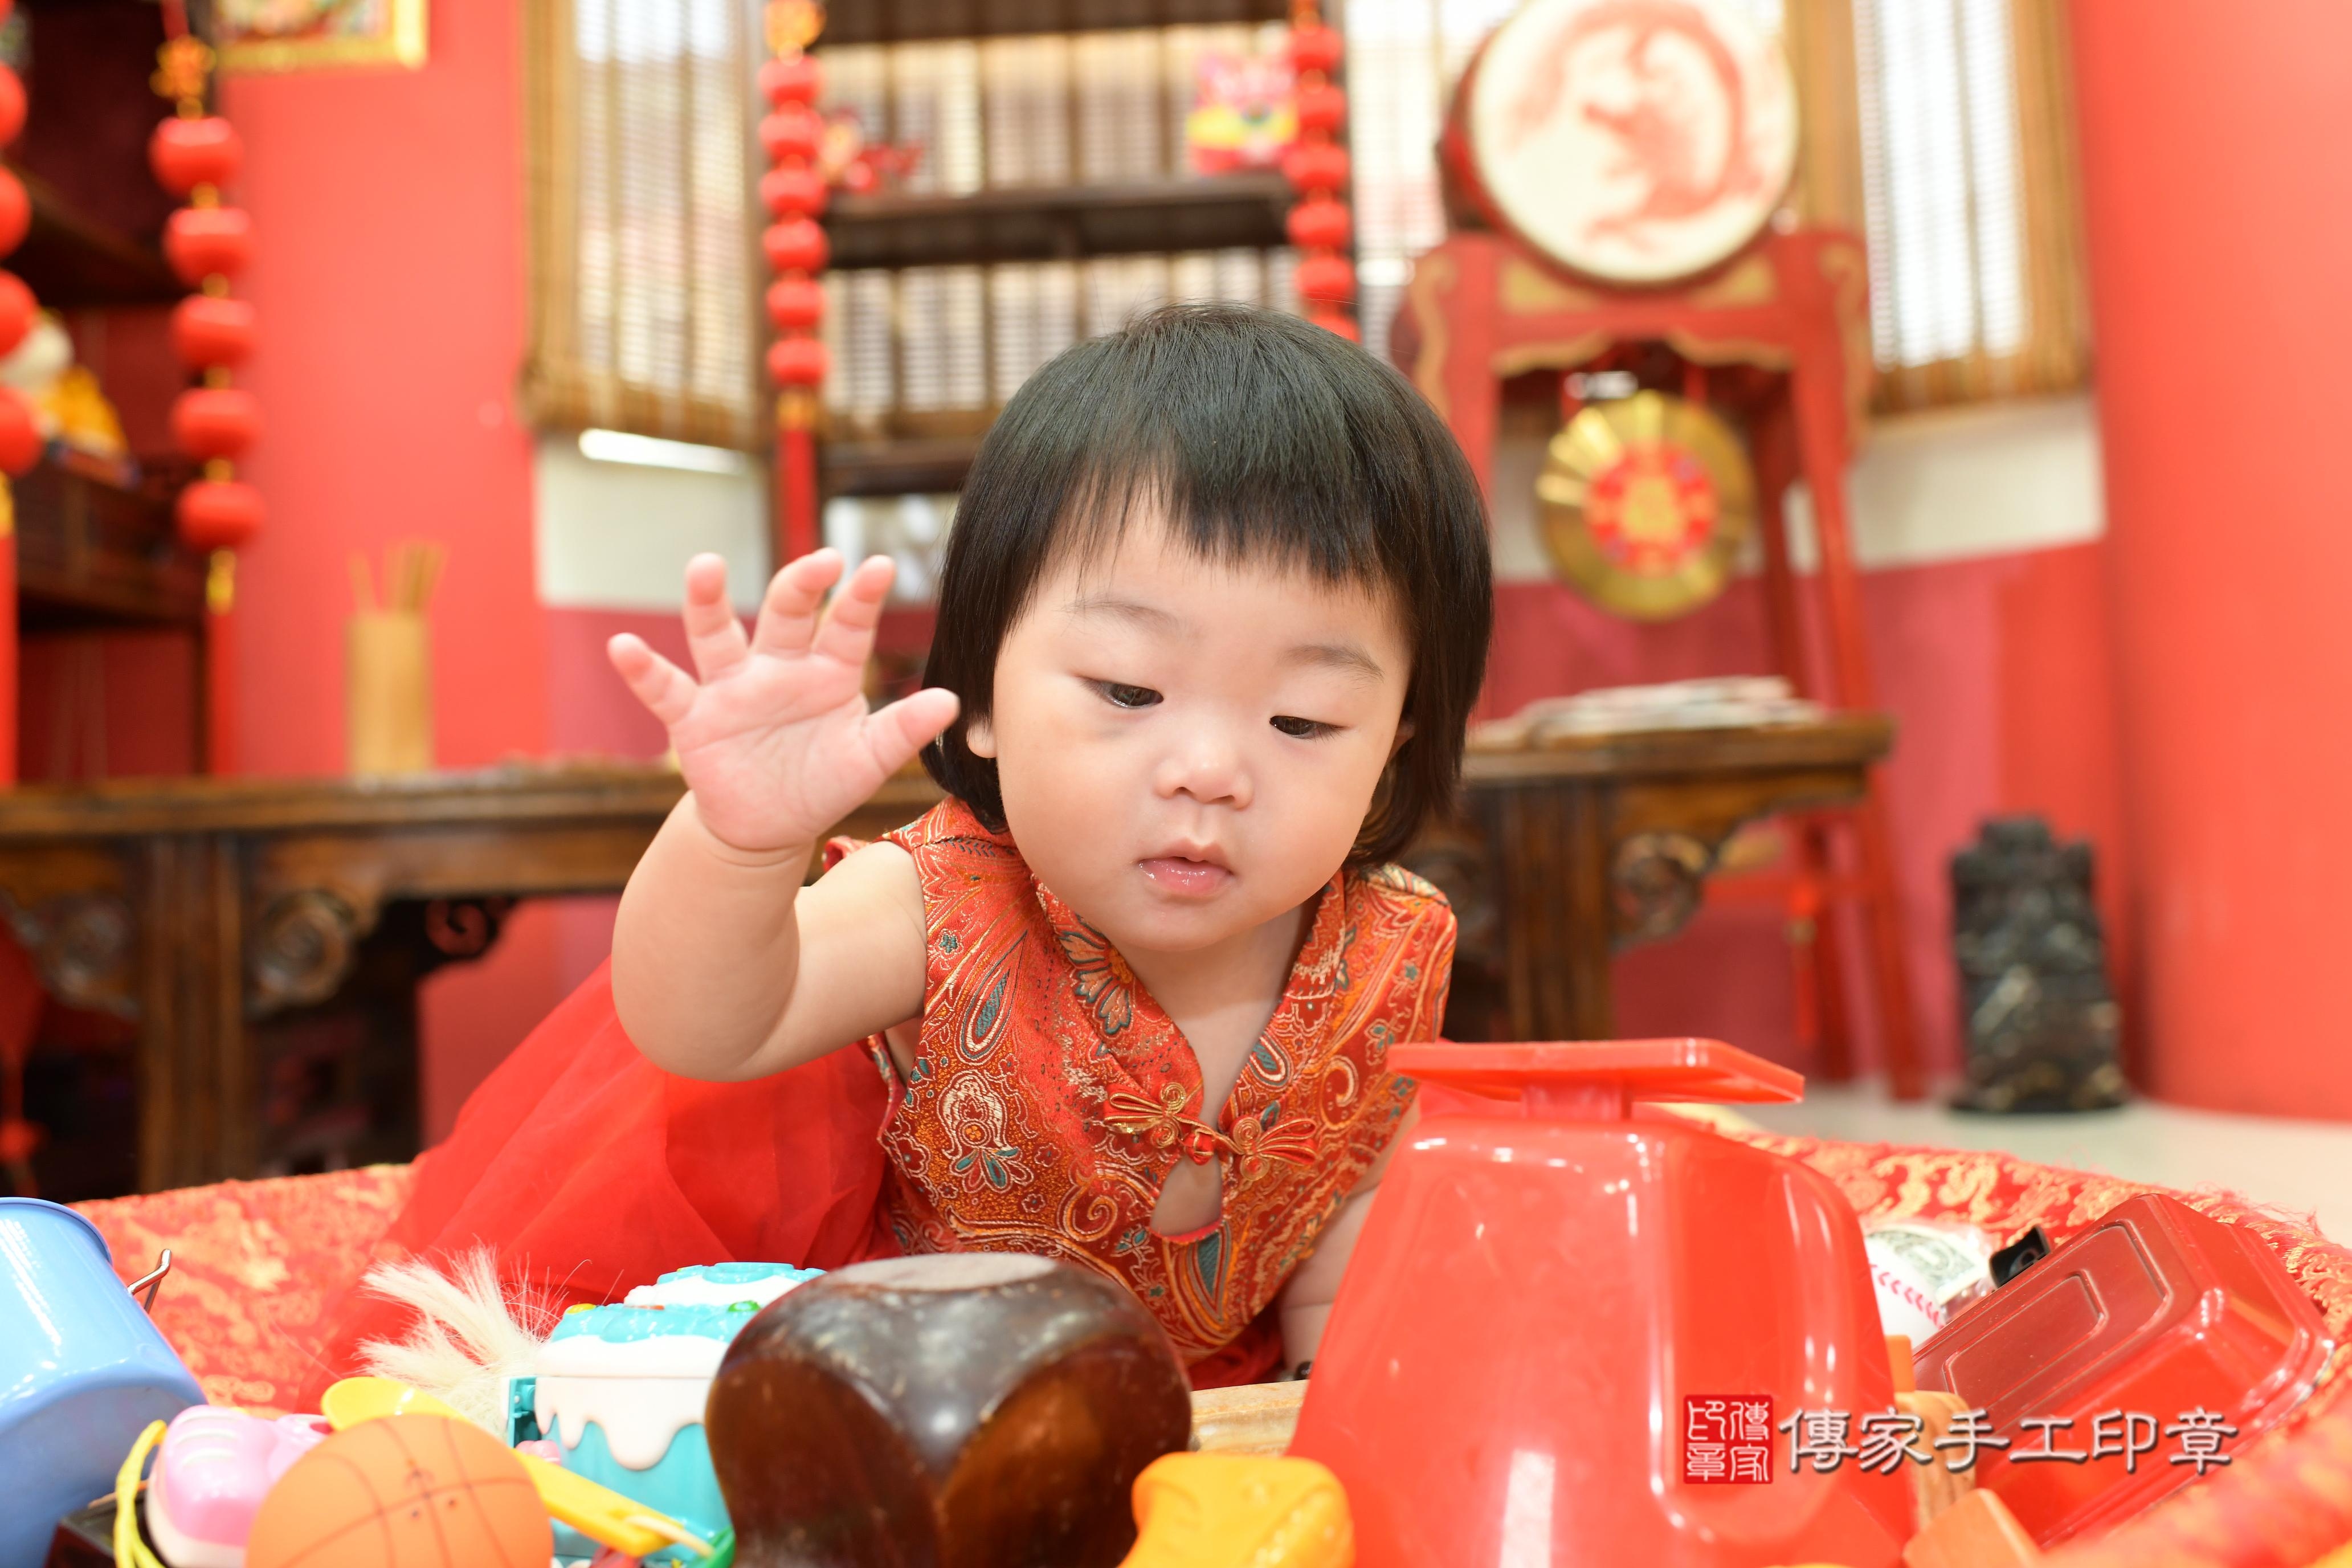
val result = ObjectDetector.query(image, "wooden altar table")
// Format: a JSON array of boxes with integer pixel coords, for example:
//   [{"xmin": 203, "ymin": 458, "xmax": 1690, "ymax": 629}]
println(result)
[{"xmin": 0, "ymin": 714, "xmax": 1889, "ymax": 1193}]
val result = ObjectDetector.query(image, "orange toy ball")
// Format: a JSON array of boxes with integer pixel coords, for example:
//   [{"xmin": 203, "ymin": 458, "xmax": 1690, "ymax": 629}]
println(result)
[{"xmin": 244, "ymin": 1415, "xmax": 552, "ymax": 1568}]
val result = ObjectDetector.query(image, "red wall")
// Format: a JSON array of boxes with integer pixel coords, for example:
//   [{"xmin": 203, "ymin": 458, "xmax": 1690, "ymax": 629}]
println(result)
[
  {"xmin": 222, "ymin": 6, "xmax": 545, "ymax": 776},
  {"xmin": 219, "ymin": 0, "xmax": 562, "ymax": 1129},
  {"xmin": 2071, "ymin": 0, "xmax": 2352, "ymax": 1118}
]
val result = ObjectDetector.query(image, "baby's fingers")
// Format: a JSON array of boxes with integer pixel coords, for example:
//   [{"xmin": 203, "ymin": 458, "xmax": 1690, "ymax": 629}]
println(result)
[
  {"xmin": 861, "ymin": 685, "xmax": 961, "ymax": 777},
  {"xmin": 680, "ymin": 554, "xmax": 750, "ymax": 681},
  {"xmin": 810, "ymin": 555, "xmax": 898, "ymax": 669},
  {"xmin": 750, "ymin": 548, "xmax": 847, "ymax": 658},
  {"xmin": 608, "ymin": 634, "xmax": 700, "ymax": 728}
]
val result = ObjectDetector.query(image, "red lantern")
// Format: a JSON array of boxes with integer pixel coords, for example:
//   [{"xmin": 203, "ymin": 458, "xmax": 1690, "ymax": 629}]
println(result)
[
  {"xmin": 760, "ymin": 106, "xmax": 823, "ymax": 164},
  {"xmin": 175, "ymin": 479, "xmax": 266, "ymax": 553},
  {"xmin": 1308, "ymin": 310, "xmax": 1361, "ymax": 344},
  {"xmin": 1296, "ymin": 254, "xmax": 1357, "ymax": 305},
  {"xmin": 149, "ymin": 116, "xmax": 244, "ymax": 196},
  {"xmin": 767, "ymin": 337, "xmax": 830, "ymax": 387},
  {"xmin": 148, "ymin": 19, "xmax": 265, "ymax": 650},
  {"xmin": 1285, "ymin": 2, "xmax": 1355, "ymax": 342},
  {"xmin": 170, "ymin": 387, "xmax": 263, "ymax": 461},
  {"xmin": 0, "ymin": 66, "xmax": 24, "ymax": 148},
  {"xmin": 0, "ymin": 169, "xmax": 27, "ymax": 259},
  {"xmin": 764, "ymin": 22, "xmax": 831, "ymax": 562},
  {"xmin": 171, "ymin": 295, "xmax": 258, "ymax": 369},
  {"xmin": 164, "ymin": 206, "xmax": 255, "ymax": 285},
  {"xmin": 759, "ymin": 54, "xmax": 823, "ymax": 107},
  {"xmin": 1282, "ymin": 141, "xmax": 1350, "ymax": 195},
  {"xmin": 1295, "ymin": 80, "xmax": 1346, "ymax": 134},
  {"xmin": 1287, "ymin": 197, "xmax": 1351, "ymax": 251},
  {"xmin": 0, "ymin": 386, "xmax": 37, "ymax": 476},
  {"xmin": 759, "ymin": 165, "xmax": 829, "ymax": 219},
  {"xmin": 762, "ymin": 217, "xmax": 830, "ymax": 275},
  {"xmin": 0, "ymin": 270, "xmax": 33, "ymax": 360},
  {"xmin": 1287, "ymin": 23, "xmax": 1345, "ymax": 75},
  {"xmin": 765, "ymin": 276, "xmax": 826, "ymax": 331}
]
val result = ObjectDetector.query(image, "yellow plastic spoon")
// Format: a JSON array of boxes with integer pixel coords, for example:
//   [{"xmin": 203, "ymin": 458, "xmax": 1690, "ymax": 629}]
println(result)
[{"xmin": 322, "ymin": 1375, "xmax": 712, "ymax": 1559}]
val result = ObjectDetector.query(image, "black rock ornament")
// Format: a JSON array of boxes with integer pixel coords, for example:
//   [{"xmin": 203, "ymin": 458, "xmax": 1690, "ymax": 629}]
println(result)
[{"xmin": 1950, "ymin": 816, "xmax": 2126, "ymax": 1113}]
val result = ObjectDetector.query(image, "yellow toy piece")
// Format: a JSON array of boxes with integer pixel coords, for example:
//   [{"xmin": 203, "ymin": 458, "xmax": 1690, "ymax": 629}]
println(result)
[
  {"xmin": 114, "ymin": 1420, "xmax": 170, "ymax": 1568},
  {"xmin": 321, "ymin": 1376, "xmax": 712, "ymax": 1560},
  {"xmin": 1121, "ymin": 1452, "xmax": 1353, "ymax": 1568}
]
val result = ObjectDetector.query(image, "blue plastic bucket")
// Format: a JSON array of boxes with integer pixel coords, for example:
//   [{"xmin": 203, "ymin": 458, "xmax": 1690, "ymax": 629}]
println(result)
[{"xmin": 0, "ymin": 1198, "xmax": 204, "ymax": 1568}]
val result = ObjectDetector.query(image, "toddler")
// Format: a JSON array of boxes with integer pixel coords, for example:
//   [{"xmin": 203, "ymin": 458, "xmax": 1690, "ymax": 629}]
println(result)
[{"xmin": 323, "ymin": 304, "xmax": 1491, "ymax": 1391}]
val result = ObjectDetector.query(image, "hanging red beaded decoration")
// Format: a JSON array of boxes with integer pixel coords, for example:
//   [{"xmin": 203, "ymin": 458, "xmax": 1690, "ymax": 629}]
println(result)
[
  {"xmin": 0, "ymin": 0, "xmax": 48, "ymax": 794},
  {"xmin": 0, "ymin": 0, "xmax": 44, "ymax": 489},
  {"xmin": 1283, "ymin": 0, "xmax": 1354, "ymax": 342},
  {"xmin": 761, "ymin": 0, "xmax": 828, "ymax": 563},
  {"xmin": 151, "ymin": 9, "xmax": 259, "ymax": 770},
  {"xmin": 0, "ymin": 0, "xmax": 35, "ymax": 1179}
]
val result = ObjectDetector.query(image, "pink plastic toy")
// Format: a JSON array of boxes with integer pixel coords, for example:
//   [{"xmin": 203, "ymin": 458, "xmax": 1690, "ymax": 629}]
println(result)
[{"xmin": 146, "ymin": 1407, "xmax": 330, "ymax": 1568}]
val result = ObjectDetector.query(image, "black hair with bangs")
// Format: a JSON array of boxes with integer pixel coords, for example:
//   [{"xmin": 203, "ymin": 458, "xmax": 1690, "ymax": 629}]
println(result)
[{"xmin": 921, "ymin": 301, "xmax": 1493, "ymax": 868}]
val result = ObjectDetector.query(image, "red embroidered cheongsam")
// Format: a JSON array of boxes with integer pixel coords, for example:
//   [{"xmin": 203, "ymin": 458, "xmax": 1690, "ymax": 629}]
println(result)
[{"xmin": 865, "ymin": 797, "xmax": 1455, "ymax": 1373}]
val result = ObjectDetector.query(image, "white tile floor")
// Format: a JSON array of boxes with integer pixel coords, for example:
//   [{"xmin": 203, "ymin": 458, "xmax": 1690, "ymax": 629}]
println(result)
[{"xmin": 1740, "ymin": 1085, "xmax": 2352, "ymax": 1245}]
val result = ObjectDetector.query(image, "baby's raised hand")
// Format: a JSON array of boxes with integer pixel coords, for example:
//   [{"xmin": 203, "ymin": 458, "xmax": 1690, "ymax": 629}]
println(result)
[{"xmin": 607, "ymin": 550, "xmax": 960, "ymax": 855}]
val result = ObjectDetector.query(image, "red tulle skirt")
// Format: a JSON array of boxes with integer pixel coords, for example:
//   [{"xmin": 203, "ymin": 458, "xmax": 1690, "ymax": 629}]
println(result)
[{"xmin": 307, "ymin": 961, "xmax": 1284, "ymax": 1403}]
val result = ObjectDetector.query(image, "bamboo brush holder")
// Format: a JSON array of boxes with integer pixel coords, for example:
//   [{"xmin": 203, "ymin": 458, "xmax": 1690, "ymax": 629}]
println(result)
[{"xmin": 346, "ymin": 610, "xmax": 434, "ymax": 774}]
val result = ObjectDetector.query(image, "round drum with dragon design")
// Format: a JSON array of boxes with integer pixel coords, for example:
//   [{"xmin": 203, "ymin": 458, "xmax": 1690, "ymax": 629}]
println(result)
[{"xmin": 1446, "ymin": 0, "xmax": 1798, "ymax": 284}]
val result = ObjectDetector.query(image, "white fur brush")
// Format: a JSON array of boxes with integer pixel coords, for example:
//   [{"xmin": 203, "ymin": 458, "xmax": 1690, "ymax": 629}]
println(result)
[{"xmin": 353, "ymin": 1248, "xmax": 553, "ymax": 1436}]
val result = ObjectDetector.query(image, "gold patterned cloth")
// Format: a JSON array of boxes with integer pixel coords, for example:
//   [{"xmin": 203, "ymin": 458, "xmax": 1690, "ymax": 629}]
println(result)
[
  {"xmin": 65, "ymin": 1128, "xmax": 2352, "ymax": 1564},
  {"xmin": 72, "ymin": 1165, "xmax": 414, "ymax": 1413}
]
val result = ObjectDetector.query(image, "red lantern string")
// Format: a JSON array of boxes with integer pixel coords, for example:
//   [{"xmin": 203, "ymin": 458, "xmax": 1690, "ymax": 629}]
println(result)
[
  {"xmin": 762, "ymin": 1, "xmax": 828, "ymax": 564},
  {"xmin": 0, "ymin": 0, "xmax": 44, "ymax": 486},
  {"xmin": 150, "ymin": 9, "xmax": 260, "ymax": 619},
  {"xmin": 1283, "ymin": 0, "xmax": 1355, "ymax": 342},
  {"xmin": 148, "ymin": 6, "xmax": 255, "ymax": 774},
  {"xmin": 0, "ymin": 0, "xmax": 30, "ymax": 1156}
]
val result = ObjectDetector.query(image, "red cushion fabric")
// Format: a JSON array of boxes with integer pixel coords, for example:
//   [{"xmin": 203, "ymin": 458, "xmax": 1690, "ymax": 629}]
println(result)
[{"xmin": 74, "ymin": 1104, "xmax": 2352, "ymax": 1564}]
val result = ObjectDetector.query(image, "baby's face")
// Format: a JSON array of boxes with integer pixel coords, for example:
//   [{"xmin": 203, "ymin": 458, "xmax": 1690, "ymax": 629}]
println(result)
[{"xmin": 967, "ymin": 513, "xmax": 1414, "ymax": 959}]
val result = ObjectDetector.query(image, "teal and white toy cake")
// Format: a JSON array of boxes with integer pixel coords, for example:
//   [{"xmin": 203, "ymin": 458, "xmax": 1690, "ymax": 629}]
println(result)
[
  {"xmin": 536, "ymin": 1264, "xmax": 822, "ymax": 1561},
  {"xmin": 625, "ymin": 1260, "xmax": 822, "ymax": 1309}
]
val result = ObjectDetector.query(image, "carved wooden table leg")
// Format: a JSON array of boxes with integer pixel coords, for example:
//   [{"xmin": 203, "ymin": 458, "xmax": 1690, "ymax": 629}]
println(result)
[
  {"xmin": 132, "ymin": 832, "xmax": 251, "ymax": 1191},
  {"xmin": 1483, "ymin": 782, "xmax": 1615, "ymax": 1042}
]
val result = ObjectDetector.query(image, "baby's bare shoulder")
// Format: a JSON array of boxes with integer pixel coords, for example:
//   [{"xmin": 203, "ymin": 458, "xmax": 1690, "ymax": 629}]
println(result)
[
  {"xmin": 809, "ymin": 837, "xmax": 923, "ymax": 925},
  {"xmin": 773, "ymin": 838, "xmax": 930, "ymax": 1054}
]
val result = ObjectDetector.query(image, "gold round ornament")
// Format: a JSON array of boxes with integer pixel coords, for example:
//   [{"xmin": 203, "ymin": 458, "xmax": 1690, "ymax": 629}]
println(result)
[{"xmin": 1537, "ymin": 390, "xmax": 1756, "ymax": 620}]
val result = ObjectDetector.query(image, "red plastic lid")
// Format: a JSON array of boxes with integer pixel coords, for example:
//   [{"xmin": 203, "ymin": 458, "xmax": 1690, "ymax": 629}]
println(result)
[
  {"xmin": 1913, "ymin": 1192, "xmax": 2332, "ymax": 1545},
  {"xmin": 1391, "ymin": 1038, "xmax": 1803, "ymax": 1118}
]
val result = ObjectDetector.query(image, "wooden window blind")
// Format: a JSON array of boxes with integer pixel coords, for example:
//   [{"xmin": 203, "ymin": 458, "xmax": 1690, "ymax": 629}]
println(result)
[
  {"xmin": 522, "ymin": 0, "xmax": 763, "ymax": 451},
  {"xmin": 1344, "ymin": 0, "xmax": 1521, "ymax": 366},
  {"xmin": 1840, "ymin": 0, "xmax": 2088, "ymax": 409},
  {"xmin": 1346, "ymin": 0, "xmax": 2088, "ymax": 412}
]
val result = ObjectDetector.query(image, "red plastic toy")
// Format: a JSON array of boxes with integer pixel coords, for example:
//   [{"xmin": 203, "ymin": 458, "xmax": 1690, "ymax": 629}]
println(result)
[
  {"xmin": 1290, "ymin": 1039, "xmax": 1913, "ymax": 1568},
  {"xmin": 1913, "ymin": 1191, "xmax": 2331, "ymax": 1545}
]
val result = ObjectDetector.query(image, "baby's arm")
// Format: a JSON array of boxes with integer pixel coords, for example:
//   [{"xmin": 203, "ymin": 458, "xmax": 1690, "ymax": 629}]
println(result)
[
  {"xmin": 614, "ymin": 810, "xmax": 926, "ymax": 1080},
  {"xmin": 1277, "ymin": 1099, "xmax": 1420, "ymax": 1373},
  {"xmin": 607, "ymin": 550, "xmax": 958, "ymax": 1081}
]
